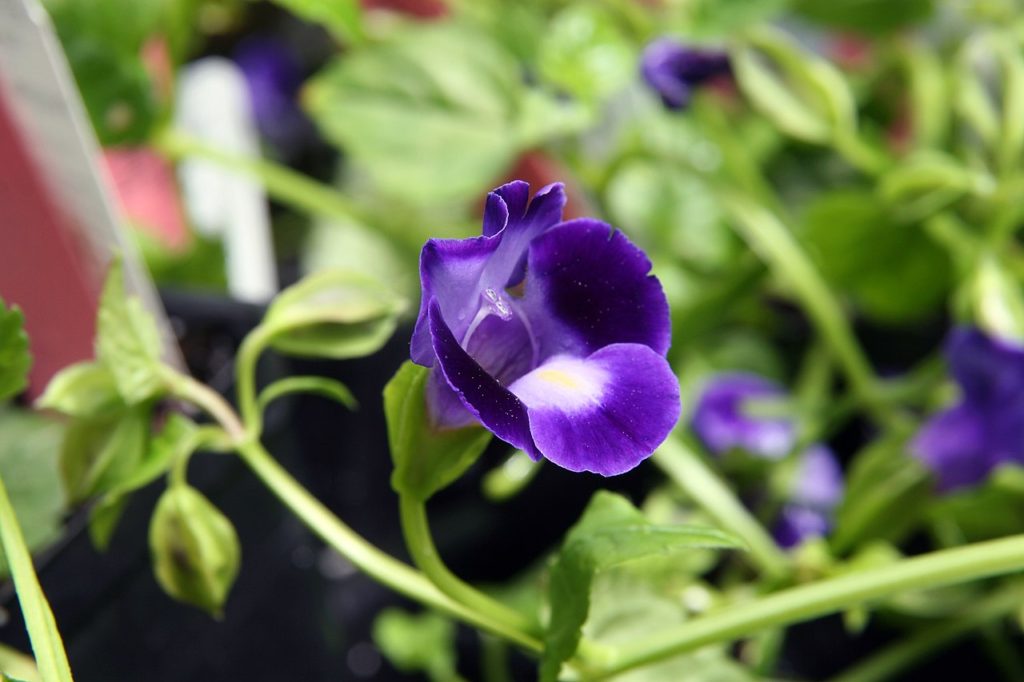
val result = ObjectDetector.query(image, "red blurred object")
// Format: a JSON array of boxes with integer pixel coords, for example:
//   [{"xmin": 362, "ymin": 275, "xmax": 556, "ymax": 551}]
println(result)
[
  {"xmin": 0, "ymin": 88, "xmax": 99, "ymax": 396},
  {"xmin": 830, "ymin": 35, "xmax": 873, "ymax": 71},
  {"xmin": 502, "ymin": 151, "xmax": 591, "ymax": 220},
  {"xmin": 103, "ymin": 148, "xmax": 190, "ymax": 252},
  {"xmin": 361, "ymin": 0, "xmax": 448, "ymax": 19}
]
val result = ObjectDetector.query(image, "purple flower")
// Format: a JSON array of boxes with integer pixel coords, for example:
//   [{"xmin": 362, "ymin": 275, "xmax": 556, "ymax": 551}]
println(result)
[
  {"xmin": 692, "ymin": 373, "xmax": 796, "ymax": 459},
  {"xmin": 911, "ymin": 327, "xmax": 1024, "ymax": 492},
  {"xmin": 640, "ymin": 39, "xmax": 731, "ymax": 111},
  {"xmin": 411, "ymin": 181, "xmax": 680, "ymax": 476},
  {"xmin": 233, "ymin": 38, "xmax": 312, "ymax": 154},
  {"xmin": 691, "ymin": 373, "xmax": 844, "ymax": 547},
  {"xmin": 774, "ymin": 445, "xmax": 844, "ymax": 549}
]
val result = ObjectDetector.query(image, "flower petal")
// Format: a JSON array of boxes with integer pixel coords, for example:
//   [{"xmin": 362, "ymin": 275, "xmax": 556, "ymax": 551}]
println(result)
[
  {"xmin": 691, "ymin": 373, "xmax": 795, "ymax": 459},
  {"xmin": 483, "ymin": 182, "xmax": 566, "ymax": 288},
  {"xmin": 774, "ymin": 505, "xmax": 830, "ymax": 549},
  {"xmin": 791, "ymin": 445, "xmax": 843, "ymax": 509},
  {"xmin": 946, "ymin": 327, "xmax": 1024, "ymax": 406},
  {"xmin": 911, "ymin": 403, "xmax": 991, "ymax": 491},
  {"xmin": 428, "ymin": 302, "xmax": 538, "ymax": 455},
  {"xmin": 411, "ymin": 182, "xmax": 565, "ymax": 366},
  {"xmin": 524, "ymin": 219, "xmax": 671, "ymax": 360},
  {"xmin": 410, "ymin": 236, "xmax": 499, "ymax": 365},
  {"xmin": 426, "ymin": 368, "xmax": 477, "ymax": 429},
  {"xmin": 508, "ymin": 343, "xmax": 681, "ymax": 476}
]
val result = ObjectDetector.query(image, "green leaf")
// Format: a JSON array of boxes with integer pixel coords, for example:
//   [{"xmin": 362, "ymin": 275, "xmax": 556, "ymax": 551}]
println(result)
[
  {"xmin": 372, "ymin": 608, "xmax": 457, "ymax": 681},
  {"xmin": 973, "ymin": 255, "xmax": 1024, "ymax": 343},
  {"xmin": 930, "ymin": 465, "xmax": 1024, "ymax": 542},
  {"xmin": 258, "ymin": 376, "xmax": 358, "ymax": 414},
  {"xmin": 36, "ymin": 363, "xmax": 122, "ymax": 419},
  {"xmin": 793, "ymin": 0, "xmax": 934, "ymax": 35},
  {"xmin": 261, "ymin": 270, "xmax": 406, "ymax": 360},
  {"xmin": 60, "ymin": 405, "xmax": 150, "ymax": 504},
  {"xmin": 831, "ymin": 435, "xmax": 931, "ymax": 554},
  {"xmin": 149, "ymin": 484, "xmax": 240, "ymax": 617},
  {"xmin": 537, "ymin": 4, "xmax": 635, "ymax": 101},
  {"xmin": 0, "ymin": 299, "xmax": 31, "ymax": 403},
  {"xmin": 732, "ymin": 28, "xmax": 855, "ymax": 145},
  {"xmin": 800, "ymin": 190, "xmax": 952, "ymax": 324},
  {"xmin": 87, "ymin": 494, "xmax": 128, "ymax": 552},
  {"xmin": 541, "ymin": 492, "xmax": 741, "ymax": 682},
  {"xmin": 304, "ymin": 22, "xmax": 547, "ymax": 205},
  {"xmin": 0, "ymin": 642, "xmax": 39, "ymax": 682},
  {"xmin": 269, "ymin": 0, "xmax": 365, "ymax": 45},
  {"xmin": 87, "ymin": 413, "xmax": 198, "ymax": 551},
  {"xmin": 0, "ymin": 473, "xmax": 73, "ymax": 682},
  {"xmin": 384, "ymin": 362, "xmax": 492, "ymax": 502},
  {"xmin": 0, "ymin": 410, "xmax": 65, "ymax": 578},
  {"xmin": 95, "ymin": 259, "xmax": 165, "ymax": 403}
]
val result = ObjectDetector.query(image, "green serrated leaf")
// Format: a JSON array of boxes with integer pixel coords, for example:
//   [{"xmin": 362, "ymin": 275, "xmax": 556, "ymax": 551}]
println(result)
[
  {"xmin": 96, "ymin": 259, "xmax": 165, "ymax": 404},
  {"xmin": 372, "ymin": 608, "xmax": 457, "ymax": 681},
  {"xmin": 541, "ymin": 492, "xmax": 741, "ymax": 681},
  {"xmin": 60, "ymin": 405, "xmax": 151, "ymax": 504},
  {"xmin": 87, "ymin": 413, "xmax": 198, "ymax": 552},
  {"xmin": 384, "ymin": 362, "xmax": 492, "ymax": 502},
  {"xmin": 150, "ymin": 484, "xmax": 240, "ymax": 617},
  {"xmin": 0, "ymin": 409, "xmax": 65, "ymax": 578},
  {"xmin": 261, "ymin": 270, "xmax": 405, "ymax": 360},
  {"xmin": 0, "ymin": 299, "xmax": 31, "ymax": 403},
  {"xmin": 37, "ymin": 362, "xmax": 122, "ymax": 419},
  {"xmin": 303, "ymin": 23, "xmax": 535, "ymax": 205}
]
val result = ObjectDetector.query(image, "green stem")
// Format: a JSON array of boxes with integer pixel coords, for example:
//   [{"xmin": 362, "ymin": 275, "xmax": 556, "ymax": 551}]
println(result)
[
  {"xmin": 167, "ymin": 357, "xmax": 544, "ymax": 652},
  {"xmin": 239, "ymin": 440, "xmax": 543, "ymax": 652},
  {"xmin": 652, "ymin": 436, "xmax": 790, "ymax": 580},
  {"xmin": 595, "ymin": 534, "xmax": 1024, "ymax": 679},
  {"xmin": 719, "ymin": 193, "xmax": 900, "ymax": 430},
  {"xmin": 398, "ymin": 495, "xmax": 540, "ymax": 638},
  {"xmin": 234, "ymin": 324, "xmax": 276, "ymax": 437},
  {"xmin": 152, "ymin": 129, "xmax": 423, "ymax": 253},
  {"xmin": 829, "ymin": 584, "xmax": 1024, "ymax": 682},
  {"xmin": 0, "ymin": 475, "xmax": 74, "ymax": 682}
]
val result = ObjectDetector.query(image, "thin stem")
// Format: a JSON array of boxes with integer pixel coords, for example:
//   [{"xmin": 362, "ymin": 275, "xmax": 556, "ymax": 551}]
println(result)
[
  {"xmin": 152, "ymin": 129, "xmax": 423, "ymax": 252},
  {"xmin": 594, "ymin": 533, "xmax": 1024, "ymax": 679},
  {"xmin": 169, "ymin": 343, "xmax": 544, "ymax": 653},
  {"xmin": 163, "ymin": 368, "xmax": 247, "ymax": 444},
  {"xmin": 829, "ymin": 584, "xmax": 1024, "ymax": 682},
  {"xmin": 652, "ymin": 436, "xmax": 791, "ymax": 580},
  {"xmin": 239, "ymin": 440, "xmax": 543, "ymax": 652},
  {"xmin": 0, "ymin": 475, "xmax": 74, "ymax": 682},
  {"xmin": 719, "ymin": 193, "xmax": 901, "ymax": 430},
  {"xmin": 234, "ymin": 324, "xmax": 276, "ymax": 437},
  {"xmin": 398, "ymin": 495, "xmax": 540, "ymax": 638}
]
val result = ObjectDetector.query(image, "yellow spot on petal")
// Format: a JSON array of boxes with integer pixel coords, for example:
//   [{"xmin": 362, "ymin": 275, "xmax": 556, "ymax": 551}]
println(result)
[{"xmin": 535, "ymin": 369, "xmax": 582, "ymax": 390}]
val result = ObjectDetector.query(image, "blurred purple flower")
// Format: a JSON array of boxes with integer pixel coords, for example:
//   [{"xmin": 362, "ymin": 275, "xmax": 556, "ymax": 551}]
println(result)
[
  {"xmin": 692, "ymin": 373, "xmax": 795, "ymax": 459},
  {"xmin": 411, "ymin": 181, "xmax": 680, "ymax": 476},
  {"xmin": 640, "ymin": 38, "xmax": 731, "ymax": 110},
  {"xmin": 774, "ymin": 445, "xmax": 844, "ymax": 549},
  {"xmin": 692, "ymin": 373, "xmax": 843, "ymax": 547},
  {"xmin": 233, "ymin": 38, "xmax": 312, "ymax": 154},
  {"xmin": 911, "ymin": 327, "xmax": 1024, "ymax": 492}
]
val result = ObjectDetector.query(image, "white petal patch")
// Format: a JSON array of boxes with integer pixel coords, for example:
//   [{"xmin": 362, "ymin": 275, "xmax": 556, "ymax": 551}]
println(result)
[{"xmin": 508, "ymin": 355, "xmax": 608, "ymax": 412}]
